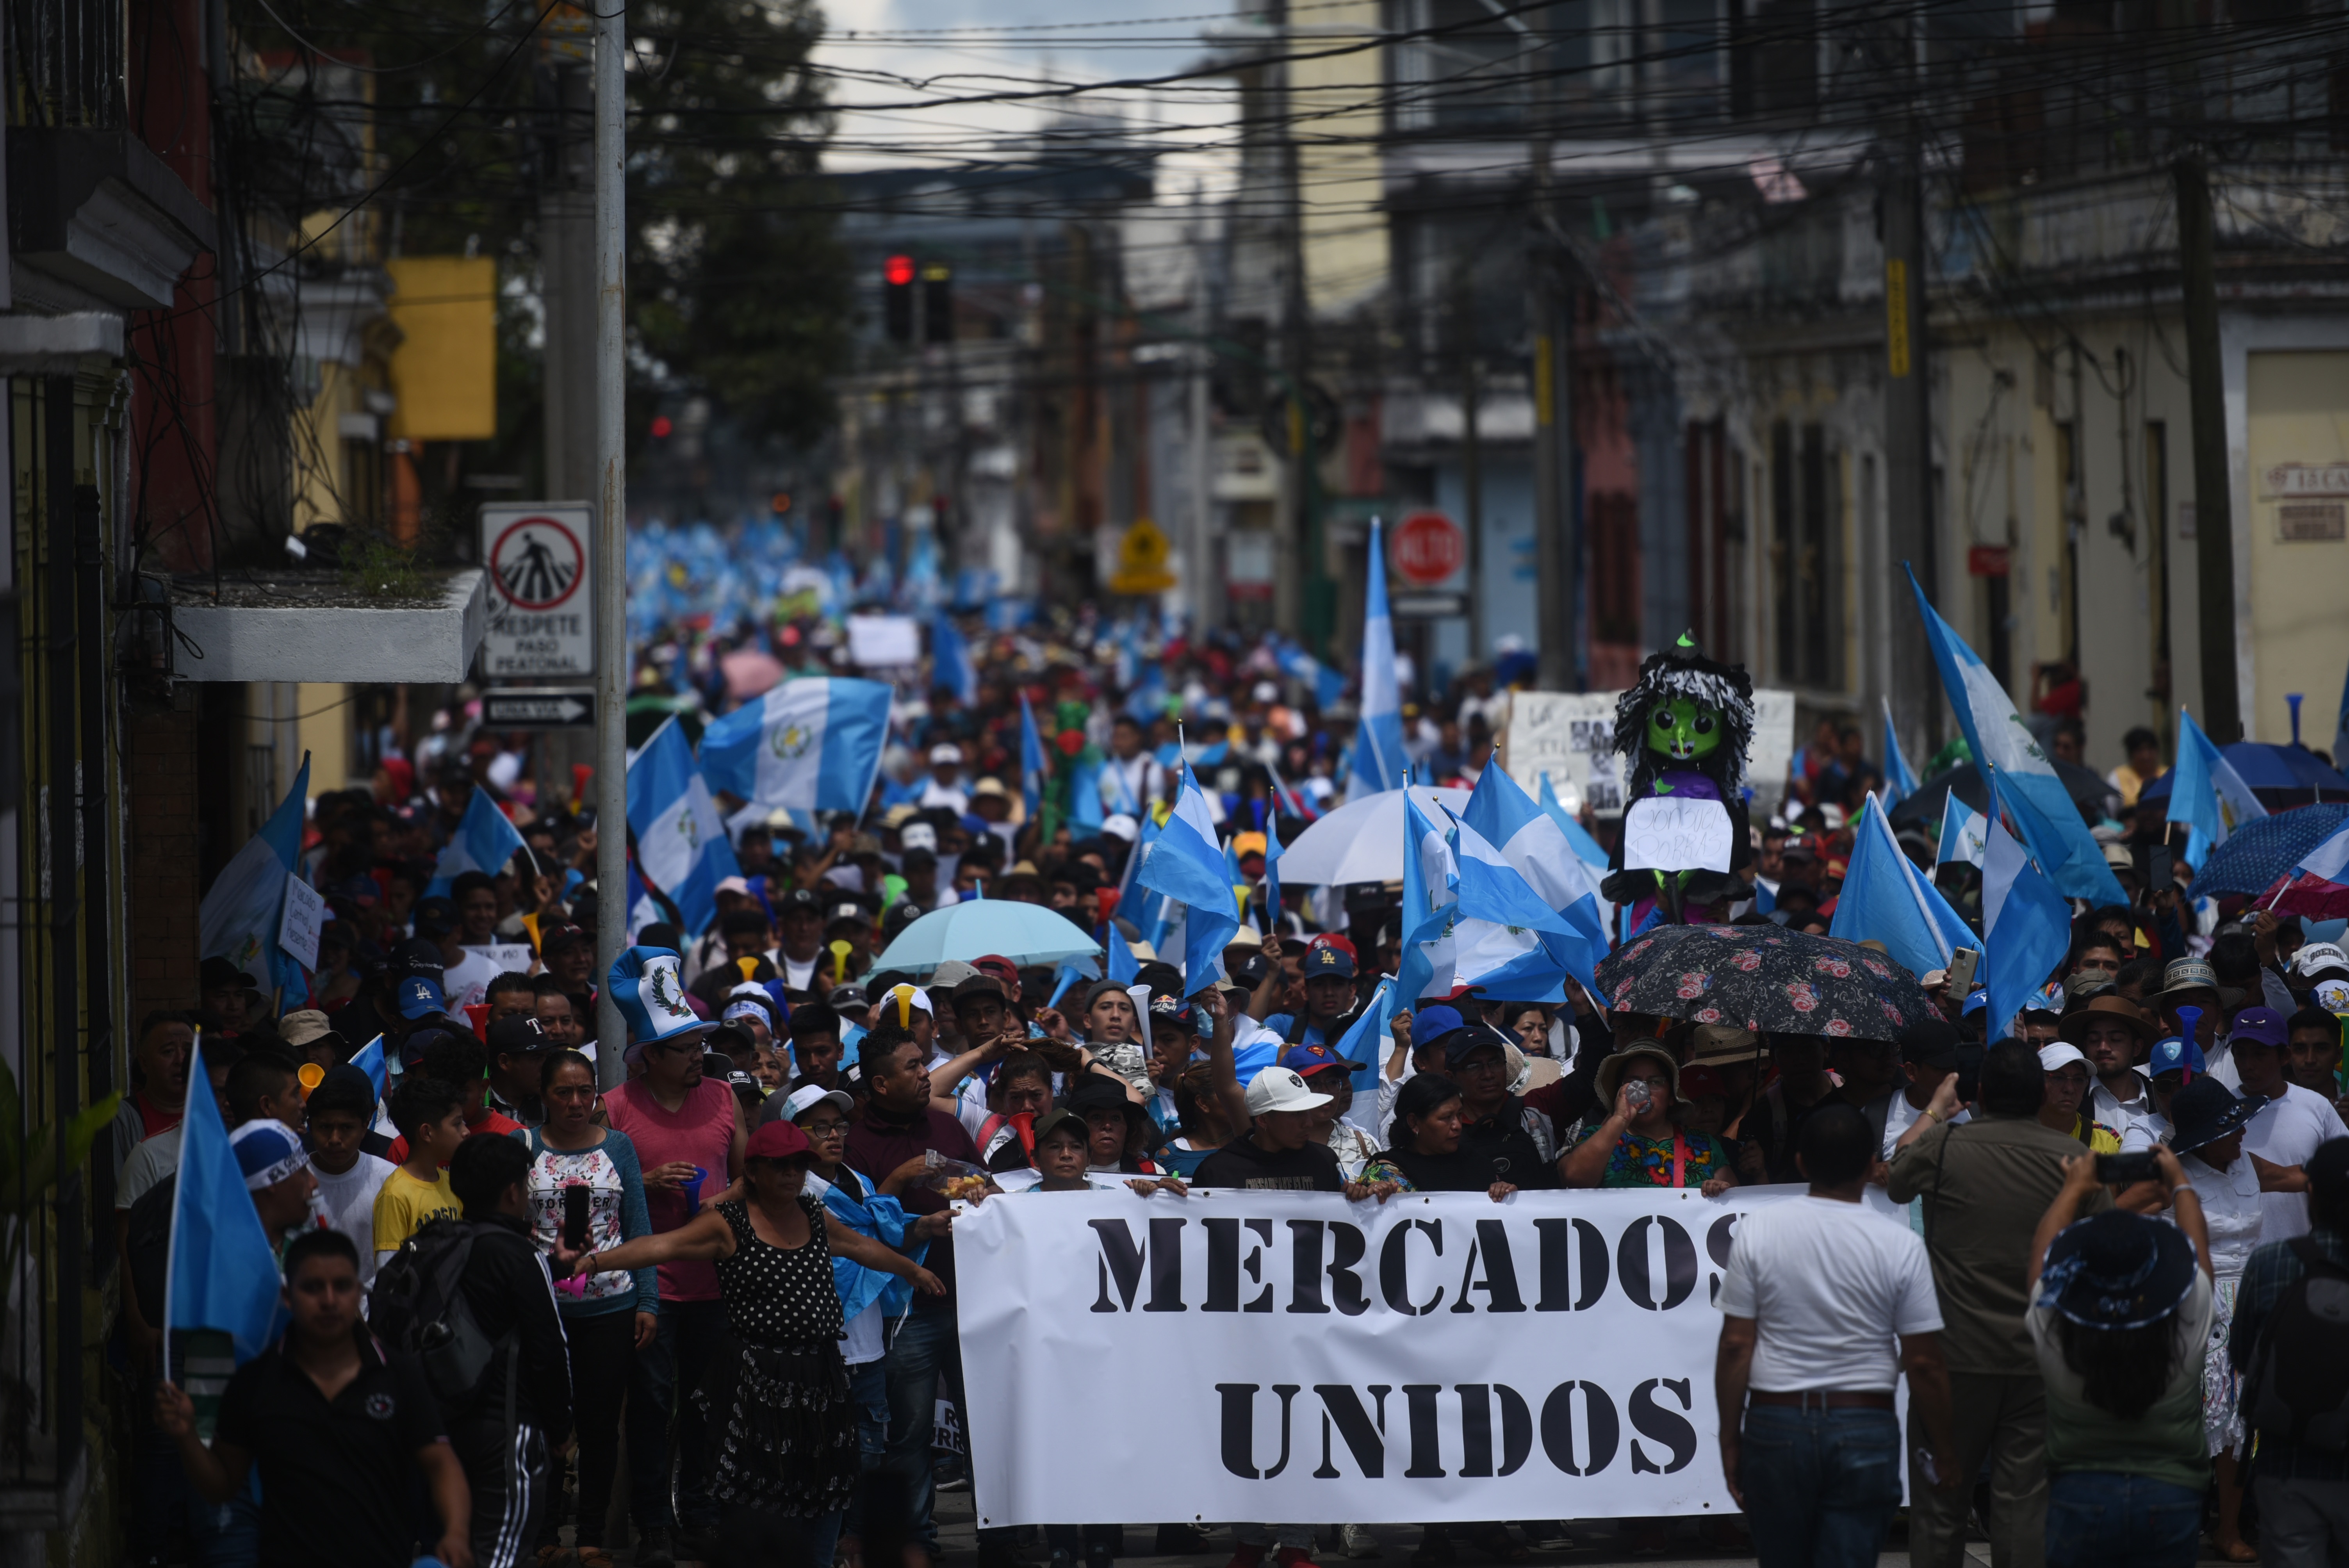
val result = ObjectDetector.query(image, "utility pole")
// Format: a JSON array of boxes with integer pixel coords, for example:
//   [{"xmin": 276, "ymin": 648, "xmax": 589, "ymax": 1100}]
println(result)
[
  {"xmin": 541, "ymin": 47, "xmax": 597, "ymax": 502},
  {"xmin": 2175, "ymin": 153, "xmax": 2238, "ymax": 740},
  {"xmin": 1274, "ymin": 0, "xmax": 1315, "ymax": 644},
  {"xmin": 1880, "ymin": 122, "xmax": 1937, "ymax": 757},
  {"xmin": 1528, "ymin": 7, "xmax": 1577, "ymax": 690},
  {"xmin": 1456, "ymin": 271, "xmax": 1485, "ymax": 660},
  {"xmin": 1190, "ymin": 207, "xmax": 1217, "ymax": 636},
  {"xmin": 592, "ymin": 0, "xmax": 629, "ymax": 1085}
]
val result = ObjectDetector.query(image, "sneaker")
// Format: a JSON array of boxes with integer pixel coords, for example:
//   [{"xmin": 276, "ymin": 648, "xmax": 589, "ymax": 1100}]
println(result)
[
  {"xmin": 937, "ymin": 1476, "xmax": 973, "ymax": 1493},
  {"xmin": 1340, "ymin": 1526, "xmax": 1381, "ymax": 1560},
  {"xmin": 633, "ymin": 1527, "xmax": 677, "ymax": 1568}
]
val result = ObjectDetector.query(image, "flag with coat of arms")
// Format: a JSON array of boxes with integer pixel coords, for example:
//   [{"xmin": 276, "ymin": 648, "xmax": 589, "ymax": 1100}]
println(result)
[
  {"xmin": 627, "ymin": 716, "xmax": 740, "ymax": 936},
  {"xmin": 698, "ymin": 676, "xmax": 893, "ymax": 817}
]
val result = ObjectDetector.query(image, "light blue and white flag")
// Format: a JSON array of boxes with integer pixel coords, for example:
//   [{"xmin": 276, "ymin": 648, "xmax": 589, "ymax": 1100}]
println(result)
[
  {"xmin": 932, "ymin": 612, "xmax": 978, "ymax": 704},
  {"xmin": 199, "ymin": 752, "xmax": 312, "ymax": 998},
  {"xmin": 699, "ymin": 677, "xmax": 893, "ymax": 819},
  {"xmin": 2168, "ymin": 707, "xmax": 2266, "ymax": 868},
  {"xmin": 1981, "ymin": 776, "xmax": 2074, "ymax": 1042},
  {"xmin": 1907, "ymin": 567, "xmax": 2124, "ymax": 904},
  {"xmin": 1261, "ymin": 805, "xmax": 1285, "ymax": 927},
  {"xmin": 627, "ymin": 717, "xmax": 741, "ymax": 937},
  {"xmin": 1937, "ymin": 796, "xmax": 1989, "ymax": 868},
  {"xmin": 165, "ymin": 1038, "xmax": 287, "ymax": 1367},
  {"xmin": 1882, "ymin": 697, "xmax": 1920, "ymax": 811},
  {"xmin": 1135, "ymin": 766, "xmax": 1240, "ymax": 987},
  {"xmin": 1020, "ymin": 694, "xmax": 1048, "ymax": 826},
  {"xmin": 426, "ymin": 784, "xmax": 531, "ymax": 898},
  {"xmin": 1346, "ymin": 517, "xmax": 1408, "ymax": 801},
  {"xmin": 1829, "ymin": 797, "xmax": 1977, "ymax": 981},
  {"xmin": 1444, "ymin": 810, "xmax": 1576, "ymax": 1002},
  {"xmin": 1330, "ymin": 975, "xmax": 1399, "ymax": 1096},
  {"xmin": 1105, "ymin": 922, "xmax": 1139, "ymax": 985},
  {"xmin": 1395, "ymin": 786, "xmax": 1460, "ymax": 1003},
  {"xmin": 1461, "ymin": 765, "xmax": 1608, "ymax": 1001}
]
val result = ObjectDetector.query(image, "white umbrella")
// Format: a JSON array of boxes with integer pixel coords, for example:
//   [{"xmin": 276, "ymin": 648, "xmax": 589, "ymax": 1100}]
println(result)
[{"xmin": 1278, "ymin": 785, "xmax": 1473, "ymax": 886}]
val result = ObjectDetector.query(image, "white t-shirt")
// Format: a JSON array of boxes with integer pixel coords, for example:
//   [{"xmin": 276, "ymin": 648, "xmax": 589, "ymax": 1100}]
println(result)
[
  {"xmin": 1882, "ymin": 1092, "xmax": 1970, "ymax": 1160},
  {"xmin": 313, "ymin": 1153, "xmax": 397, "ymax": 1285},
  {"xmin": 2180, "ymin": 1150, "xmax": 2263, "ymax": 1281},
  {"xmin": 2242, "ymin": 1082, "xmax": 2349, "ymax": 1242},
  {"xmin": 2091, "ymin": 1072, "xmax": 2157, "ymax": 1149},
  {"xmin": 1716, "ymin": 1195, "xmax": 1944, "ymax": 1392},
  {"xmin": 118, "ymin": 1126, "xmax": 182, "ymax": 1211}
]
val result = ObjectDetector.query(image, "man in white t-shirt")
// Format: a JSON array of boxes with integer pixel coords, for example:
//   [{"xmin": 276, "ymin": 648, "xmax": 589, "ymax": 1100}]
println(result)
[
  {"xmin": 2230, "ymin": 1006, "xmax": 2349, "ymax": 1242},
  {"xmin": 1716, "ymin": 1103, "xmax": 1958, "ymax": 1566},
  {"xmin": 1882, "ymin": 1020, "xmax": 1972, "ymax": 1160},
  {"xmin": 305, "ymin": 1065, "xmax": 398, "ymax": 1286}
]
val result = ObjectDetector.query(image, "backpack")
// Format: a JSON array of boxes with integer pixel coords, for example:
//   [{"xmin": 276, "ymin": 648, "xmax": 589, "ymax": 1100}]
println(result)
[
  {"xmin": 2246, "ymin": 1239, "xmax": 2349, "ymax": 1450},
  {"xmin": 368, "ymin": 1216, "xmax": 516, "ymax": 1425}
]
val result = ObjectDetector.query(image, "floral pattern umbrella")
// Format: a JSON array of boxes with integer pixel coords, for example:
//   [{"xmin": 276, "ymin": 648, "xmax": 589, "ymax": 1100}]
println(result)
[{"xmin": 1593, "ymin": 924, "xmax": 1934, "ymax": 1042}]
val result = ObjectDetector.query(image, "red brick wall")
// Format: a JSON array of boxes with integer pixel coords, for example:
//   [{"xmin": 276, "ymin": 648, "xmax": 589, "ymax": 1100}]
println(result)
[{"xmin": 128, "ymin": 704, "xmax": 201, "ymax": 1016}]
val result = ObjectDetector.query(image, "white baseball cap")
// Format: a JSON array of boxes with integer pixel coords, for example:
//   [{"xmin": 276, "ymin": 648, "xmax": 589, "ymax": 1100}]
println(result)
[
  {"xmin": 930, "ymin": 743, "xmax": 963, "ymax": 766},
  {"xmin": 1102, "ymin": 813, "xmax": 1139, "ymax": 843},
  {"xmin": 1245, "ymin": 1067, "xmax": 1332, "ymax": 1117},
  {"xmin": 2038, "ymin": 1042, "xmax": 2090, "ymax": 1073},
  {"xmin": 900, "ymin": 822, "xmax": 938, "ymax": 852},
  {"xmin": 2294, "ymin": 942, "xmax": 2349, "ymax": 980},
  {"xmin": 783, "ymin": 1084, "xmax": 854, "ymax": 1122}
]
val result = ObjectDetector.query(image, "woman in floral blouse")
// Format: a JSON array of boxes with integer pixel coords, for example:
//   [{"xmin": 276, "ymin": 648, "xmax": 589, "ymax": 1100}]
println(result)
[{"xmin": 1559, "ymin": 1042, "xmax": 1739, "ymax": 1196}]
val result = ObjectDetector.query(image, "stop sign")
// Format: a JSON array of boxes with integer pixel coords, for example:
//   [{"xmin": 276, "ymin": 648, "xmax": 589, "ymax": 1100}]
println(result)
[{"xmin": 1391, "ymin": 511, "xmax": 1465, "ymax": 586}]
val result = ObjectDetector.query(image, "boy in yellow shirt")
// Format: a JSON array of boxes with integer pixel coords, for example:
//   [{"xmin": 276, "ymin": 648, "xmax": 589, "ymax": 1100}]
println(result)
[{"xmin": 371, "ymin": 1075, "xmax": 469, "ymax": 1269}]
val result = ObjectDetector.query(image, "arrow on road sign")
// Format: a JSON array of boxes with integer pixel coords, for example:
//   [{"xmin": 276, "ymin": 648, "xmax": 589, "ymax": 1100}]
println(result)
[{"xmin": 482, "ymin": 689, "xmax": 596, "ymax": 729}]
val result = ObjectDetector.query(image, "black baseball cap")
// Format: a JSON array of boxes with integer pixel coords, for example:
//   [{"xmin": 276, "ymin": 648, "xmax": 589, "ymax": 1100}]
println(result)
[
  {"xmin": 778, "ymin": 888, "xmax": 824, "ymax": 916},
  {"xmin": 487, "ymin": 1013, "xmax": 551, "ymax": 1058},
  {"xmin": 389, "ymin": 938, "xmax": 446, "ymax": 980}
]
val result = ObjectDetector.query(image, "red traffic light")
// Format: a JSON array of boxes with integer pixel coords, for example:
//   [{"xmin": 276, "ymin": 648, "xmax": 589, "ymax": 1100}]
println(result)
[
  {"xmin": 884, "ymin": 254, "xmax": 916, "ymax": 287},
  {"xmin": 650, "ymin": 415, "xmax": 674, "ymax": 438}
]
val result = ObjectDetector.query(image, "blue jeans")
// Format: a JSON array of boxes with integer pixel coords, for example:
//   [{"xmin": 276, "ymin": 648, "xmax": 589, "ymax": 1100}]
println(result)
[
  {"xmin": 186, "ymin": 1468, "xmax": 262, "ymax": 1568},
  {"xmin": 2045, "ymin": 1472, "xmax": 2201, "ymax": 1568},
  {"xmin": 1738, "ymin": 1404, "xmax": 1902, "ymax": 1568},
  {"xmin": 882, "ymin": 1308, "xmax": 963, "ymax": 1553},
  {"xmin": 625, "ymin": 1298, "xmax": 726, "ymax": 1532},
  {"xmin": 840, "ymin": 1356, "xmax": 891, "ymax": 1543}
]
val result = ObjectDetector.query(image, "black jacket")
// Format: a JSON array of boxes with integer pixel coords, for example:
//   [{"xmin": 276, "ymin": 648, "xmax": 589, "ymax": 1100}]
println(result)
[{"xmin": 455, "ymin": 1210, "xmax": 574, "ymax": 1442}]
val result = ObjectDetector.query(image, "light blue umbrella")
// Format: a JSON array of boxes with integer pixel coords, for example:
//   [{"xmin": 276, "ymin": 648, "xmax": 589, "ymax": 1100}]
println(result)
[{"xmin": 872, "ymin": 898, "xmax": 1102, "ymax": 978}]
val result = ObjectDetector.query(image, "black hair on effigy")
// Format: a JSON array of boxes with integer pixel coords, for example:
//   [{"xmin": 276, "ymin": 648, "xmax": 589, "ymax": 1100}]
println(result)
[{"xmin": 1610, "ymin": 633, "xmax": 1758, "ymax": 798}]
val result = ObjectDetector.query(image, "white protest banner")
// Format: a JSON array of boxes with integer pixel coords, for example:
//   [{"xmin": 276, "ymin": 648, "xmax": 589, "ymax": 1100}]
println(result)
[
  {"xmin": 1621, "ymin": 795, "xmax": 1734, "ymax": 873},
  {"xmin": 1498, "ymin": 690, "xmax": 1625, "ymax": 816},
  {"xmin": 957, "ymin": 1185, "xmax": 1909, "ymax": 1526},
  {"xmin": 1747, "ymin": 689, "xmax": 1797, "ymax": 815},
  {"xmin": 847, "ymin": 614, "xmax": 921, "ymax": 668},
  {"xmin": 276, "ymin": 875, "xmax": 327, "ymax": 971},
  {"xmin": 442, "ymin": 942, "xmax": 536, "ymax": 1010}
]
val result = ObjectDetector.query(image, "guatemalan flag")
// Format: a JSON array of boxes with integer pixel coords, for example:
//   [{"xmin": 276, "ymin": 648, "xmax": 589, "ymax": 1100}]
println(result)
[
  {"xmin": 1019, "ymin": 694, "xmax": 1047, "ymax": 825},
  {"xmin": 1907, "ymin": 567, "xmax": 2125, "ymax": 905},
  {"xmin": 1443, "ymin": 808, "xmax": 1579, "ymax": 1001},
  {"xmin": 427, "ymin": 784, "xmax": 531, "ymax": 897},
  {"xmin": 699, "ymin": 677, "xmax": 893, "ymax": 819},
  {"xmin": 2168, "ymin": 707, "xmax": 2266, "ymax": 868},
  {"xmin": 166, "ymin": 1037, "xmax": 287, "ymax": 1368},
  {"xmin": 1135, "ymin": 766, "xmax": 1241, "ymax": 987},
  {"xmin": 1981, "ymin": 775, "xmax": 2074, "ymax": 1041},
  {"xmin": 932, "ymin": 612, "xmax": 978, "ymax": 705},
  {"xmin": 1461, "ymin": 764, "xmax": 1608, "ymax": 1003},
  {"xmin": 627, "ymin": 717, "xmax": 741, "ymax": 937},
  {"xmin": 198, "ymin": 751, "xmax": 311, "ymax": 998},
  {"xmin": 1937, "ymin": 796, "xmax": 1989, "ymax": 868},
  {"xmin": 1395, "ymin": 786, "xmax": 1461, "ymax": 1003},
  {"xmin": 1346, "ymin": 517, "xmax": 1408, "ymax": 801},
  {"xmin": 1829, "ymin": 796, "xmax": 1976, "ymax": 983},
  {"xmin": 1882, "ymin": 697, "xmax": 1920, "ymax": 811}
]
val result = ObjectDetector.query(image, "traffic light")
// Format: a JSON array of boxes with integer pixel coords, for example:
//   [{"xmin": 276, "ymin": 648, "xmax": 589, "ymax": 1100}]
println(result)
[
  {"xmin": 922, "ymin": 262, "xmax": 953, "ymax": 344},
  {"xmin": 884, "ymin": 254, "xmax": 914, "ymax": 342}
]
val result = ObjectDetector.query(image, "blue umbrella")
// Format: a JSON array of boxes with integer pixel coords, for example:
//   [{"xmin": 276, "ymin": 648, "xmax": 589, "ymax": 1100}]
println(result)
[
  {"xmin": 872, "ymin": 899, "xmax": 1102, "ymax": 978},
  {"xmin": 2141, "ymin": 743, "xmax": 2349, "ymax": 807},
  {"xmin": 2185, "ymin": 802, "xmax": 2349, "ymax": 901}
]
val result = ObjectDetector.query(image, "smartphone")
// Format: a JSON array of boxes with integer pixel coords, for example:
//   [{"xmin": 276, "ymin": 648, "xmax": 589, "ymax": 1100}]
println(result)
[
  {"xmin": 562, "ymin": 1184, "xmax": 592, "ymax": 1251},
  {"xmin": 2149, "ymin": 846, "xmax": 2174, "ymax": 894},
  {"xmin": 2096, "ymin": 1150, "xmax": 2159, "ymax": 1186},
  {"xmin": 1943, "ymin": 947, "xmax": 1980, "ymax": 997}
]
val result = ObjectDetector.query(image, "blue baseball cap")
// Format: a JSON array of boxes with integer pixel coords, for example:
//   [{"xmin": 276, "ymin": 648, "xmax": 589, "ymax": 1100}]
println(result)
[
  {"xmin": 1304, "ymin": 945, "xmax": 1357, "ymax": 980},
  {"xmin": 396, "ymin": 973, "xmax": 447, "ymax": 1020},
  {"xmin": 1279, "ymin": 1041, "xmax": 1364, "ymax": 1076},
  {"xmin": 228, "ymin": 1119, "xmax": 310, "ymax": 1190},
  {"xmin": 2146, "ymin": 1035, "xmax": 2207, "ymax": 1078},
  {"xmin": 1412, "ymin": 1004, "xmax": 1465, "ymax": 1044}
]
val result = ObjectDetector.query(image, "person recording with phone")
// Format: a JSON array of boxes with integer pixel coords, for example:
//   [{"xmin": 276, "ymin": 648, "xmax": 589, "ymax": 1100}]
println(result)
[{"xmin": 522, "ymin": 1048, "xmax": 658, "ymax": 1567}]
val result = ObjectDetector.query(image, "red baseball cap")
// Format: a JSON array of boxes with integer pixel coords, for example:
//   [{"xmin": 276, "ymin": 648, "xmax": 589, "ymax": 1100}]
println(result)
[{"xmin": 746, "ymin": 1120, "xmax": 814, "ymax": 1163}]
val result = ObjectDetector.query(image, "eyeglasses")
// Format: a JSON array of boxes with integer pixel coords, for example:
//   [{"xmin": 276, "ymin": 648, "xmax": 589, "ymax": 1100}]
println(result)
[{"xmin": 801, "ymin": 1119, "xmax": 848, "ymax": 1135}]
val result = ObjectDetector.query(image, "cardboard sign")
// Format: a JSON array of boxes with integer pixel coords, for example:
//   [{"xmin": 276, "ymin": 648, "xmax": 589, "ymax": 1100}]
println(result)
[
  {"xmin": 1621, "ymin": 795, "xmax": 1734, "ymax": 873},
  {"xmin": 847, "ymin": 614, "xmax": 921, "ymax": 668},
  {"xmin": 1498, "ymin": 690, "xmax": 1626, "ymax": 816},
  {"xmin": 278, "ymin": 875, "xmax": 327, "ymax": 971}
]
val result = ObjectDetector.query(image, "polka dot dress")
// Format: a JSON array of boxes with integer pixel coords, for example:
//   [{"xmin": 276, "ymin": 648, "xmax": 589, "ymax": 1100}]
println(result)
[{"xmin": 692, "ymin": 1197, "xmax": 857, "ymax": 1516}]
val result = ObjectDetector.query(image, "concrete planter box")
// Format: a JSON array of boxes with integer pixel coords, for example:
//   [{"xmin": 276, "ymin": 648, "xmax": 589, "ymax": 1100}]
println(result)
[{"xmin": 169, "ymin": 568, "xmax": 487, "ymax": 682}]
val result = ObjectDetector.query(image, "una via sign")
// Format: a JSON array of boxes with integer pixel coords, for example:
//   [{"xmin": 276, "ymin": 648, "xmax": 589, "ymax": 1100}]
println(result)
[{"xmin": 480, "ymin": 501, "xmax": 595, "ymax": 679}]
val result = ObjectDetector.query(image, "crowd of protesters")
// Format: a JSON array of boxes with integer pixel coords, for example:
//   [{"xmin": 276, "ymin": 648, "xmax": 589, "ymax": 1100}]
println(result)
[{"xmin": 122, "ymin": 600, "xmax": 2349, "ymax": 1568}]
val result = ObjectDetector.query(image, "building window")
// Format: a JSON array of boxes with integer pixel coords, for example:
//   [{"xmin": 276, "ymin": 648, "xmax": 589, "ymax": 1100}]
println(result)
[
  {"xmin": 1590, "ymin": 490, "xmax": 1640, "ymax": 645},
  {"xmin": 1770, "ymin": 418, "xmax": 1840, "ymax": 688}
]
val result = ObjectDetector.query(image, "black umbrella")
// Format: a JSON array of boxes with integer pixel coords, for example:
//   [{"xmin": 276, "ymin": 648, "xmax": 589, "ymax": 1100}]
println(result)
[
  {"xmin": 1594, "ymin": 925, "xmax": 1935, "ymax": 1042},
  {"xmin": 1886, "ymin": 758, "xmax": 2116, "ymax": 834}
]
